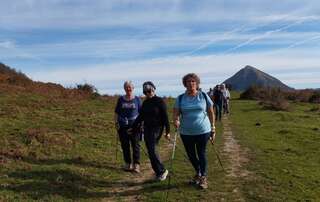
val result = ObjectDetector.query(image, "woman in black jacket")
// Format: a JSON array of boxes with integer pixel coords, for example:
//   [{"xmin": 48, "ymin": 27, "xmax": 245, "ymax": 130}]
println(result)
[{"xmin": 130, "ymin": 81, "xmax": 170, "ymax": 181}]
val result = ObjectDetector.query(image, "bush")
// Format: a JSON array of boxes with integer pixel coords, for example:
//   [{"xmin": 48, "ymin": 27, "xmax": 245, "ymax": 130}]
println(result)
[
  {"xmin": 240, "ymin": 85, "xmax": 284, "ymax": 101},
  {"xmin": 240, "ymin": 85, "xmax": 265, "ymax": 100},
  {"xmin": 259, "ymin": 99, "xmax": 290, "ymax": 111},
  {"xmin": 241, "ymin": 86, "xmax": 290, "ymax": 111},
  {"xmin": 241, "ymin": 86, "xmax": 320, "ymax": 104},
  {"xmin": 309, "ymin": 106, "xmax": 320, "ymax": 112},
  {"xmin": 76, "ymin": 83, "xmax": 99, "ymax": 97},
  {"xmin": 309, "ymin": 91, "xmax": 320, "ymax": 103}
]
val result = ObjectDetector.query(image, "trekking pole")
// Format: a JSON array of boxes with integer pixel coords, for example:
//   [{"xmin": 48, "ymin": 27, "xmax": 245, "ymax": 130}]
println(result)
[
  {"xmin": 115, "ymin": 129, "xmax": 119, "ymax": 162},
  {"xmin": 165, "ymin": 128, "xmax": 178, "ymax": 202},
  {"xmin": 210, "ymin": 134, "xmax": 226, "ymax": 173}
]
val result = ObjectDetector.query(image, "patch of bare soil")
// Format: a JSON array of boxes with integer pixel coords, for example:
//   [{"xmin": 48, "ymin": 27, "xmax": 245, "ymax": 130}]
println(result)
[{"xmin": 222, "ymin": 115, "xmax": 251, "ymax": 201}]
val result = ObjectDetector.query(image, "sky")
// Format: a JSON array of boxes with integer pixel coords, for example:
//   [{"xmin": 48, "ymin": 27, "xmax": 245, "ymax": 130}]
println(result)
[{"xmin": 1, "ymin": 0, "xmax": 320, "ymax": 96}]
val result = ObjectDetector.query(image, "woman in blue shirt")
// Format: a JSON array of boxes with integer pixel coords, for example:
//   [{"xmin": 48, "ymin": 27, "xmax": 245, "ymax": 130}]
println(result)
[
  {"xmin": 173, "ymin": 73, "xmax": 216, "ymax": 189},
  {"xmin": 114, "ymin": 81, "xmax": 142, "ymax": 173}
]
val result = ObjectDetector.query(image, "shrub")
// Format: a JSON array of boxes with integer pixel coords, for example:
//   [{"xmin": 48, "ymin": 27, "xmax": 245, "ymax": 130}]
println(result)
[
  {"xmin": 309, "ymin": 91, "xmax": 320, "ymax": 103},
  {"xmin": 240, "ymin": 85, "xmax": 284, "ymax": 101},
  {"xmin": 240, "ymin": 85, "xmax": 265, "ymax": 100},
  {"xmin": 75, "ymin": 83, "xmax": 100, "ymax": 98},
  {"xmin": 259, "ymin": 98, "xmax": 290, "ymax": 111},
  {"xmin": 241, "ymin": 86, "xmax": 320, "ymax": 105},
  {"xmin": 241, "ymin": 86, "xmax": 290, "ymax": 111},
  {"xmin": 309, "ymin": 106, "xmax": 320, "ymax": 112}
]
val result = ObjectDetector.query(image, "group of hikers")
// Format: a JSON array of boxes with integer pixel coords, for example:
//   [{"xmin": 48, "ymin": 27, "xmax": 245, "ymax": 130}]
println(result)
[
  {"xmin": 207, "ymin": 83, "xmax": 231, "ymax": 121},
  {"xmin": 113, "ymin": 73, "xmax": 231, "ymax": 189}
]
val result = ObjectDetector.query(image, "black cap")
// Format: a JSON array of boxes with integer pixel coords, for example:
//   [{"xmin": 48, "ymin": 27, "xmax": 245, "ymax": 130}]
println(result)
[{"xmin": 143, "ymin": 81, "xmax": 156, "ymax": 94}]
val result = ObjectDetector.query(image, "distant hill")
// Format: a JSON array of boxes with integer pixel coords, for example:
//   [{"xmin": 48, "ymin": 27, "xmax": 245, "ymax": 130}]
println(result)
[
  {"xmin": 0, "ymin": 63, "xmax": 32, "ymax": 86},
  {"xmin": 0, "ymin": 62, "xmax": 98, "ymax": 98},
  {"xmin": 223, "ymin": 65, "xmax": 293, "ymax": 91}
]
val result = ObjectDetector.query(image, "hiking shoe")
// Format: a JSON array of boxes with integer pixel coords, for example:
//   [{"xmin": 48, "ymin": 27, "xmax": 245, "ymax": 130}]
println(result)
[
  {"xmin": 123, "ymin": 163, "xmax": 132, "ymax": 171},
  {"xmin": 133, "ymin": 163, "xmax": 140, "ymax": 173},
  {"xmin": 158, "ymin": 169, "xmax": 169, "ymax": 181},
  {"xmin": 199, "ymin": 176, "xmax": 208, "ymax": 189},
  {"xmin": 189, "ymin": 174, "xmax": 201, "ymax": 185}
]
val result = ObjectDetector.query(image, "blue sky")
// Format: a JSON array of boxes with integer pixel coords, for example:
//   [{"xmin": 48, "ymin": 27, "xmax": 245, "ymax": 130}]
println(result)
[{"xmin": 1, "ymin": 0, "xmax": 320, "ymax": 96}]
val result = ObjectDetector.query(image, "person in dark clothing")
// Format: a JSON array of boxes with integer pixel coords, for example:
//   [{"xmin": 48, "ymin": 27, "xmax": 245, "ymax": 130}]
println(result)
[
  {"xmin": 130, "ymin": 81, "xmax": 170, "ymax": 181},
  {"xmin": 114, "ymin": 81, "xmax": 142, "ymax": 173},
  {"xmin": 213, "ymin": 85, "xmax": 224, "ymax": 121}
]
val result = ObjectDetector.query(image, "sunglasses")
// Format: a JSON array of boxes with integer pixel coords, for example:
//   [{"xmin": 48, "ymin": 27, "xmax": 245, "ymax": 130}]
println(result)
[{"xmin": 143, "ymin": 90, "xmax": 152, "ymax": 95}]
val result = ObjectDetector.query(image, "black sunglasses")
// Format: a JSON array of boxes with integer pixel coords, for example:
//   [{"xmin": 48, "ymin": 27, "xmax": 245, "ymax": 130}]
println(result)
[{"xmin": 143, "ymin": 90, "xmax": 152, "ymax": 95}]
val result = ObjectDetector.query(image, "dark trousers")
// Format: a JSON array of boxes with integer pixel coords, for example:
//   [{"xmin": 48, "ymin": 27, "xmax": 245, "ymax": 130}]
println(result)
[
  {"xmin": 180, "ymin": 133, "xmax": 210, "ymax": 176},
  {"xmin": 118, "ymin": 126, "xmax": 140, "ymax": 165},
  {"xmin": 144, "ymin": 126, "xmax": 165, "ymax": 176},
  {"xmin": 215, "ymin": 103, "xmax": 222, "ymax": 121}
]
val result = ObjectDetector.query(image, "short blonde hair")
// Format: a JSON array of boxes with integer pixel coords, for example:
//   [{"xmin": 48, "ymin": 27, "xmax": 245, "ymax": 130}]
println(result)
[{"xmin": 182, "ymin": 73, "xmax": 200, "ymax": 89}]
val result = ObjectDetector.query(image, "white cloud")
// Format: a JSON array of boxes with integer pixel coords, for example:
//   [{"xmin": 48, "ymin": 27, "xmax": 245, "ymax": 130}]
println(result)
[
  {"xmin": 2, "ymin": 0, "xmax": 319, "ymax": 95},
  {"xmin": 0, "ymin": 40, "xmax": 15, "ymax": 49},
  {"xmin": 1, "ymin": 0, "xmax": 320, "ymax": 29},
  {"xmin": 27, "ymin": 49, "xmax": 320, "ymax": 95},
  {"xmin": 2, "ymin": 29, "xmax": 319, "ymax": 62}
]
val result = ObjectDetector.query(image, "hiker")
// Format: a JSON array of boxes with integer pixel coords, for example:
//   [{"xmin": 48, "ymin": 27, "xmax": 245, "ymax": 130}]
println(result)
[
  {"xmin": 130, "ymin": 81, "xmax": 170, "ymax": 181},
  {"xmin": 207, "ymin": 88, "xmax": 214, "ymax": 98},
  {"xmin": 221, "ymin": 84, "xmax": 231, "ymax": 114},
  {"xmin": 213, "ymin": 85, "xmax": 224, "ymax": 121},
  {"xmin": 114, "ymin": 81, "xmax": 142, "ymax": 173},
  {"xmin": 173, "ymin": 73, "xmax": 216, "ymax": 189}
]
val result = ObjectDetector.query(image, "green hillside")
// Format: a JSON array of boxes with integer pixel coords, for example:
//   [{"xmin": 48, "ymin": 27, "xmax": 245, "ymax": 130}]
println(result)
[
  {"xmin": 229, "ymin": 95, "xmax": 320, "ymax": 201},
  {"xmin": 1, "ymin": 81, "xmax": 319, "ymax": 201}
]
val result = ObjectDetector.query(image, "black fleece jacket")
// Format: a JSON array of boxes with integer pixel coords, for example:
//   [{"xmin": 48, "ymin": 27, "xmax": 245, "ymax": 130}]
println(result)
[{"xmin": 132, "ymin": 95, "xmax": 170, "ymax": 134}]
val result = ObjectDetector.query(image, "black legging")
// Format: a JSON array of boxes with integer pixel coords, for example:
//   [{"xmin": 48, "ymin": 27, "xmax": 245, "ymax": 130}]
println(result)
[
  {"xmin": 144, "ymin": 126, "xmax": 166, "ymax": 176},
  {"xmin": 180, "ymin": 132, "xmax": 210, "ymax": 176},
  {"xmin": 118, "ymin": 126, "xmax": 140, "ymax": 165}
]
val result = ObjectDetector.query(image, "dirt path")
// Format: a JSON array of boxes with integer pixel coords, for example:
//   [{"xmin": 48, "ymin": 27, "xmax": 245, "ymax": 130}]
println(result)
[
  {"xmin": 221, "ymin": 115, "xmax": 251, "ymax": 201},
  {"xmin": 104, "ymin": 140, "xmax": 173, "ymax": 202},
  {"xmin": 102, "ymin": 115, "xmax": 251, "ymax": 202}
]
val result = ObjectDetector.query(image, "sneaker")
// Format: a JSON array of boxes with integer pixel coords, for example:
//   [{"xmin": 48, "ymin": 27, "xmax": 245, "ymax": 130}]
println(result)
[
  {"xmin": 199, "ymin": 176, "xmax": 208, "ymax": 189},
  {"xmin": 133, "ymin": 163, "xmax": 140, "ymax": 173},
  {"xmin": 189, "ymin": 174, "xmax": 201, "ymax": 185},
  {"xmin": 158, "ymin": 169, "xmax": 169, "ymax": 181},
  {"xmin": 123, "ymin": 163, "xmax": 132, "ymax": 171}
]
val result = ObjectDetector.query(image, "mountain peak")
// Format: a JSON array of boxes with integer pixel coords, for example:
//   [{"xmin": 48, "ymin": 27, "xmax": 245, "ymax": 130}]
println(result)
[
  {"xmin": 224, "ymin": 65, "xmax": 293, "ymax": 91},
  {"xmin": 243, "ymin": 65, "xmax": 256, "ymax": 70}
]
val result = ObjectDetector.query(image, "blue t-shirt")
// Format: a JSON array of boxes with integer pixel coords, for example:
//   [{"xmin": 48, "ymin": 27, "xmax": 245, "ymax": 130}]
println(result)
[
  {"xmin": 115, "ymin": 96, "xmax": 142, "ymax": 127},
  {"xmin": 174, "ymin": 91, "xmax": 213, "ymax": 135}
]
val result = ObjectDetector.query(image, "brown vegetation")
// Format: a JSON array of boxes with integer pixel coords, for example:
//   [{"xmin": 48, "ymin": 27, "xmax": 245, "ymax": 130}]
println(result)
[
  {"xmin": 241, "ymin": 86, "xmax": 320, "ymax": 103},
  {"xmin": 0, "ymin": 62, "xmax": 100, "ymax": 100},
  {"xmin": 240, "ymin": 85, "xmax": 320, "ymax": 111},
  {"xmin": 240, "ymin": 86, "xmax": 290, "ymax": 111},
  {"xmin": 24, "ymin": 128, "xmax": 74, "ymax": 147}
]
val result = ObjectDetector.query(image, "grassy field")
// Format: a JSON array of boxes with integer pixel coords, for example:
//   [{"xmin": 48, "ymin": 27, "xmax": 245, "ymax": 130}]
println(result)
[
  {"xmin": 0, "ymin": 90, "xmax": 123, "ymax": 201},
  {"xmin": 229, "ymin": 94, "xmax": 320, "ymax": 201},
  {"xmin": 1, "ymin": 89, "xmax": 320, "ymax": 201},
  {"xmin": 0, "ymin": 90, "xmax": 241, "ymax": 201}
]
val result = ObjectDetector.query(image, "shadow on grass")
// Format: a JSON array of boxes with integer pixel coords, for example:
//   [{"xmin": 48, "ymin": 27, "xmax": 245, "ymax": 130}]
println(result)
[
  {"xmin": 21, "ymin": 156, "xmax": 120, "ymax": 171},
  {"xmin": 1, "ymin": 169, "xmax": 175, "ymax": 200}
]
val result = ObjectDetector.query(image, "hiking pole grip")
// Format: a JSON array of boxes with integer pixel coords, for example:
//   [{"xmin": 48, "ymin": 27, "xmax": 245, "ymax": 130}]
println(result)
[{"xmin": 210, "ymin": 131, "xmax": 216, "ymax": 145}]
